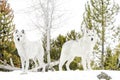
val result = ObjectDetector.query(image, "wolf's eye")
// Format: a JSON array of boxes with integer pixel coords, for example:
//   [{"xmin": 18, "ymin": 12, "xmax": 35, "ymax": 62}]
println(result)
[
  {"xmin": 20, "ymin": 35, "xmax": 22, "ymax": 37},
  {"xmin": 17, "ymin": 35, "xmax": 18, "ymax": 37}
]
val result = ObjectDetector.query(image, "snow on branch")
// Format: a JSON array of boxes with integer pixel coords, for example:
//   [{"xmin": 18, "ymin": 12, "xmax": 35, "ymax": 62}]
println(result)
[
  {"xmin": 0, "ymin": 59, "xmax": 59, "ymax": 71},
  {"xmin": 30, "ymin": 60, "xmax": 59, "ymax": 71},
  {"xmin": 0, "ymin": 64, "xmax": 20, "ymax": 71},
  {"xmin": 0, "ymin": 60, "xmax": 20, "ymax": 71}
]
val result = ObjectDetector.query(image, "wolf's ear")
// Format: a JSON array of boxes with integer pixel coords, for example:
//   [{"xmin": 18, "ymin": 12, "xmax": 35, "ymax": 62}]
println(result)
[
  {"xmin": 21, "ymin": 29, "xmax": 25, "ymax": 34},
  {"xmin": 15, "ymin": 30, "xmax": 18, "ymax": 33}
]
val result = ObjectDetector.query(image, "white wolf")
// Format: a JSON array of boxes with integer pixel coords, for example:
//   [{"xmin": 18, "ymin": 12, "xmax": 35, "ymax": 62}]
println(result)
[
  {"xmin": 13, "ymin": 29, "xmax": 45, "ymax": 73},
  {"xmin": 59, "ymin": 29, "xmax": 97, "ymax": 70}
]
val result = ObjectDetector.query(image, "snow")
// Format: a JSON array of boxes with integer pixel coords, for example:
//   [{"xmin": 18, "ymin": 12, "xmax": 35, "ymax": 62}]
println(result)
[{"xmin": 0, "ymin": 70, "xmax": 120, "ymax": 80}]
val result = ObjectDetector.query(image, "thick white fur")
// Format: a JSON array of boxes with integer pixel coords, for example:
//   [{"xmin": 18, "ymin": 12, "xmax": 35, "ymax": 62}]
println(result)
[
  {"xmin": 59, "ymin": 29, "xmax": 97, "ymax": 70},
  {"xmin": 13, "ymin": 30, "xmax": 45, "ymax": 72}
]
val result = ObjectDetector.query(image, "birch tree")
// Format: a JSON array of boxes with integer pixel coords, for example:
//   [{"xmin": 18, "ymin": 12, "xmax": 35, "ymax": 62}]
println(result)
[{"xmin": 31, "ymin": 0, "xmax": 64, "ymax": 70}]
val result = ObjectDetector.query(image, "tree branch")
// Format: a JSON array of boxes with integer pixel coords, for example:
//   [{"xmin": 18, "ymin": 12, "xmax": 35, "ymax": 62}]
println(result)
[
  {"xmin": 0, "ymin": 64, "xmax": 20, "ymax": 71},
  {"xmin": 0, "ymin": 59, "xmax": 59, "ymax": 71},
  {"xmin": 0, "ymin": 60, "xmax": 20, "ymax": 71}
]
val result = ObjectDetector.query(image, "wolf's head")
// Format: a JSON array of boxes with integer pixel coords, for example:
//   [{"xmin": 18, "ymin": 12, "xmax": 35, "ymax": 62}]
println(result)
[
  {"xmin": 14, "ymin": 29, "xmax": 25, "ymax": 43},
  {"xmin": 84, "ymin": 29, "xmax": 97, "ymax": 43}
]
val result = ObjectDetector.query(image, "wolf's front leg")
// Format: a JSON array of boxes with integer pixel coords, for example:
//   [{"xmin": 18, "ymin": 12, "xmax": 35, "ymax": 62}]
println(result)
[
  {"xmin": 25, "ymin": 59, "xmax": 29, "ymax": 73},
  {"xmin": 81, "ymin": 58, "xmax": 87, "ymax": 70},
  {"xmin": 87, "ymin": 57, "xmax": 92, "ymax": 70},
  {"xmin": 20, "ymin": 57, "xmax": 28, "ymax": 74},
  {"xmin": 20, "ymin": 57, "xmax": 25, "ymax": 72}
]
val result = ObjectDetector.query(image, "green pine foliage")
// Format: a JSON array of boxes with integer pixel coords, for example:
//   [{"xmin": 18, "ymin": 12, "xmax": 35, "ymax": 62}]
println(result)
[
  {"xmin": 0, "ymin": 0, "xmax": 20, "ymax": 70},
  {"xmin": 0, "ymin": 0, "xmax": 15, "ymax": 52},
  {"xmin": 103, "ymin": 46, "xmax": 120, "ymax": 70},
  {"xmin": 104, "ymin": 47, "xmax": 115, "ymax": 70},
  {"xmin": 93, "ymin": 44, "xmax": 120, "ymax": 70}
]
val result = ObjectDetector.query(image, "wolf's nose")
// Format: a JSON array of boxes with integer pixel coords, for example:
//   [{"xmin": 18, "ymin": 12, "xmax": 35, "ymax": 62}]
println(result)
[
  {"xmin": 91, "ymin": 38, "xmax": 93, "ymax": 41},
  {"xmin": 17, "ymin": 38, "xmax": 20, "ymax": 41}
]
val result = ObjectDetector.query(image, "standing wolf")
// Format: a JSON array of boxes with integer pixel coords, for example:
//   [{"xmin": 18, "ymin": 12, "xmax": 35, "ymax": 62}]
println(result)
[
  {"xmin": 59, "ymin": 29, "xmax": 97, "ymax": 70},
  {"xmin": 13, "ymin": 29, "xmax": 45, "ymax": 73}
]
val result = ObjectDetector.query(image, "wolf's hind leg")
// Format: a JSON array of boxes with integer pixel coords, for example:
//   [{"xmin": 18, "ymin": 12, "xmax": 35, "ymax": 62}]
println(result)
[
  {"xmin": 59, "ymin": 56, "xmax": 67, "ymax": 71},
  {"xmin": 66, "ymin": 57, "xmax": 74, "ymax": 71}
]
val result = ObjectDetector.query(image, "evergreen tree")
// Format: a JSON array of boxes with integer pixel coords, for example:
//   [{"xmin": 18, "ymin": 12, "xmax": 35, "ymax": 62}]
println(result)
[
  {"xmin": 103, "ymin": 44, "xmax": 120, "ymax": 70},
  {"xmin": 0, "ymin": 0, "xmax": 15, "ymax": 54},
  {"xmin": 82, "ymin": 0, "xmax": 119, "ymax": 69},
  {"xmin": 0, "ymin": 0, "xmax": 19, "ymax": 70}
]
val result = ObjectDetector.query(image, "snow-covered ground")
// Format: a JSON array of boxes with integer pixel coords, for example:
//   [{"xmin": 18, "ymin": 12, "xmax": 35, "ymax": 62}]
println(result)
[{"xmin": 0, "ymin": 70, "xmax": 119, "ymax": 80}]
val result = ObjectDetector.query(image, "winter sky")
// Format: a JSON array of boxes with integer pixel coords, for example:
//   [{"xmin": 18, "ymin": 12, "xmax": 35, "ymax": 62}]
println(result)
[{"xmin": 8, "ymin": 0, "xmax": 120, "ymax": 39}]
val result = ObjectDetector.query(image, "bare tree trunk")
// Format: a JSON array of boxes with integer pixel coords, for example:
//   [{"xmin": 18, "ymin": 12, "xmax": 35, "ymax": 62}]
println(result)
[
  {"xmin": 101, "ymin": 0, "xmax": 105, "ymax": 69},
  {"xmin": 39, "ymin": 0, "xmax": 55, "ymax": 70},
  {"xmin": 32, "ymin": 0, "xmax": 61, "ymax": 70},
  {"xmin": 47, "ymin": 28, "xmax": 51, "ymax": 64}
]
